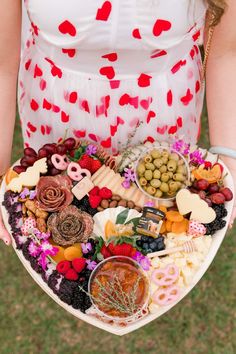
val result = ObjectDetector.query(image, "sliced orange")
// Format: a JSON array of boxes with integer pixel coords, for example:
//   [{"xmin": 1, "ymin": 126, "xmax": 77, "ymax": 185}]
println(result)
[
  {"xmin": 5, "ymin": 168, "xmax": 18, "ymax": 185},
  {"xmin": 192, "ymin": 165, "xmax": 222, "ymax": 183},
  {"xmin": 104, "ymin": 220, "xmax": 118, "ymax": 240}
]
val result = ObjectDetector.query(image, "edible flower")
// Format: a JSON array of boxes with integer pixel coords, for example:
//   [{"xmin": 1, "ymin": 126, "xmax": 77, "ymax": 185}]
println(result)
[{"xmin": 86, "ymin": 144, "xmax": 97, "ymax": 156}]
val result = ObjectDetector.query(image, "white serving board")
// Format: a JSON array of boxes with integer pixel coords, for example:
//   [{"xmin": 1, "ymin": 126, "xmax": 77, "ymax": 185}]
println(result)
[{"xmin": 0, "ymin": 158, "xmax": 234, "ymax": 335}]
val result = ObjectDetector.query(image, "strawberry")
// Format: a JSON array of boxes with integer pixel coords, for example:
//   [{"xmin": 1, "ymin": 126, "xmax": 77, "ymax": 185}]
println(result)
[
  {"xmin": 91, "ymin": 159, "xmax": 102, "ymax": 174},
  {"xmin": 72, "ymin": 258, "xmax": 86, "ymax": 273},
  {"xmin": 108, "ymin": 242, "xmax": 134, "ymax": 257},
  {"xmin": 89, "ymin": 186, "xmax": 100, "ymax": 196},
  {"xmin": 89, "ymin": 194, "xmax": 102, "ymax": 208},
  {"xmin": 99, "ymin": 187, "xmax": 112, "ymax": 199},
  {"xmin": 100, "ymin": 244, "xmax": 112, "ymax": 259},
  {"xmin": 65, "ymin": 268, "xmax": 79, "ymax": 281},
  {"xmin": 78, "ymin": 154, "xmax": 92, "ymax": 171},
  {"xmin": 204, "ymin": 161, "xmax": 212, "ymax": 169},
  {"xmin": 56, "ymin": 260, "xmax": 71, "ymax": 274}
]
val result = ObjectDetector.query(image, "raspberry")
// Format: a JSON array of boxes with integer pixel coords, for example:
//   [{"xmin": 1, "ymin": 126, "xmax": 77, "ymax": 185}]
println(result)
[
  {"xmin": 91, "ymin": 159, "xmax": 102, "ymax": 174},
  {"xmin": 56, "ymin": 260, "xmax": 71, "ymax": 274},
  {"xmin": 65, "ymin": 268, "xmax": 79, "ymax": 281},
  {"xmin": 89, "ymin": 194, "xmax": 102, "ymax": 208},
  {"xmin": 89, "ymin": 186, "xmax": 100, "ymax": 196},
  {"xmin": 72, "ymin": 258, "xmax": 86, "ymax": 273},
  {"xmin": 99, "ymin": 187, "xmax": 112, "ymax": 199},
  {"xmin": 78, "ymin": 154, "xmax": 92, "ymax": 171},
  {"xmin": 100, "ymin": 244, "xmax": 112, "ymax": 259}
]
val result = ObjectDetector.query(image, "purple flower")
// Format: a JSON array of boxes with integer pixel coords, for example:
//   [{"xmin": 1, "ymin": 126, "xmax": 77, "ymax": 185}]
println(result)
[
  {"xmin": 28, "ymin": 241, "xmax": 40, "ymax": 258},
  {"xmin": 144, "ymin": 201, "xmax": 155, "ymax": 207},
  {"xmin": 86, "ymin": 144, "xmax": 97, "ymax": 156},
  {"xmin": 86, "ymin": 259, "xmax": 97, "ymax": 271},
  {"xmin": 190, "ymin": 150, "xmax": 205, "ymax": 165},
  {"xmin": 19, "ymin": 187, "xmax": 30, "ymax": 199},
  {"xmin": 38, "ymin": 253, "xmax": 48, "ymax": 271},
  {"xmin": 29, "ymin": 190, "xmax": 37, "ymax": 200},
  {"xmin": 34, "ymin": 229, "xmax": 51, "ymax": 241},
  {"xmin": 132, "ymin": 251, "xmax": 151, "ymax": 271},
  {"xmin": 16, "ymin": 235, "xmax": 28, "ymax": 245},
  {"xmin": 39, "ymin": 241, "xmax": 58, "ymax": 257},
  {"xmin": 81, "ymin": 242, "xmax": 92, "ymax": 254},
  {"xmin": 124, "ymin": 168, "xmax": 136, "ymax": 182},
  {"xmin": 171, "ymin": 139, "xmax": 190, "ymax": 156},
  {"xmin": 122, "ymin": 180, "xmax": 131, "ymax": 189}
]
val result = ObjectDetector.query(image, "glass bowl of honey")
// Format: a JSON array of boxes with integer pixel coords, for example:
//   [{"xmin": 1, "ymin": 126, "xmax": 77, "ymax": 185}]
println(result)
[{"xmin": 88, "ymin": 256, "xmax": 150, "ymax": 323}]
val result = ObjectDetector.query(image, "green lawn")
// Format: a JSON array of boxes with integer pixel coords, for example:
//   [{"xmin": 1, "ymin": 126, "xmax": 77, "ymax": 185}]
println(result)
[{"xmin": 0, "ymin": 104, "xmax": 235, "ymax": 354}]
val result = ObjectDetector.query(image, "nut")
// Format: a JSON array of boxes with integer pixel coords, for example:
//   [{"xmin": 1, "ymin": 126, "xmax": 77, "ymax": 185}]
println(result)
[
  {"xmin": 109, "ymin": 200, "xmax": 118, "ymax": 208},
  {"xmin": 127, "ymin": 201, "xmax": 135, "ymax": 209},
  {"xmin": 97, "ymin": 206, "xmax": 104, "ymax": 212},
  {"xmin": 134, "ymin": 206, "xmax": 142, "ymax": 212},
  {"xmin": 112, "ymin": 195, "xmax": 121, "ymax": 201},
  {"xmin": 118, "ymin": 200, "xmax": 127, "ymax": 207},
  {"xmin": 101, "ymin": 200, "xmax": 109, "ymax": 209}
]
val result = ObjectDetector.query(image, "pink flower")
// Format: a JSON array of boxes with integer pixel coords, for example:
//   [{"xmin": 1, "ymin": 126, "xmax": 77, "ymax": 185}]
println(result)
[
  {"xmin": 28, "ymin": 241, "xmax": 40, "ymax": 257},
  {"xmin": 122, "ymin": 180, "xmax": 131, "ymax": 189},
  {"xmin": 86, "ymin": 259, "xmax": 97, "ymax": 271},
  {"xmin": 39, "ymin": 241, "xmax": 58, "ymax": 257},
  {"xmin": 81, "ymin": 242, "xmax": 92, "ymax": 254}
]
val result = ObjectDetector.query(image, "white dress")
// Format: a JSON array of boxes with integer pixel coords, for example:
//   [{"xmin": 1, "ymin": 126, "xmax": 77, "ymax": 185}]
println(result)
[{"xmin": 19, "ymin": 0, "xmax": 208, "ymax": 154}]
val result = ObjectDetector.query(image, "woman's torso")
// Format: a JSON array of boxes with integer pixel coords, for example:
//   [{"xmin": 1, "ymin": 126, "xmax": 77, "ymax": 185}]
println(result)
[{"xmin": 19, "ymin": 0, "xmax": 208, "ymax": 153}]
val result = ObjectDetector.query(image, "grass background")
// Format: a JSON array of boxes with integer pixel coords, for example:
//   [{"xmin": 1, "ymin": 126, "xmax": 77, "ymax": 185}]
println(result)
[{"xmin": 0, "ymin": 102, "xmax": 235, "ymax": 354}]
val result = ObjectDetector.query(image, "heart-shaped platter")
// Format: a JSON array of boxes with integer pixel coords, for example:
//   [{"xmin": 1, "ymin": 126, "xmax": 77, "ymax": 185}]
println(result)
[{"xmin": 0, "ymin": 139, "xmax": 234, "ymax": 335}]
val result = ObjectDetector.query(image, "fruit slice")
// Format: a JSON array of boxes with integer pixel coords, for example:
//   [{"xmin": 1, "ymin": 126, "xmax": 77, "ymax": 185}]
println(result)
[
  {"xmin": 105, "ymin": 220, "xmax": 118, "ymax": 240},
  {"xmin": 171, "ymin": 219, "xmax": 189, "ymax": 234},
  {"xmin": 51, "ymin": 245, "xmax": 66, "ymax": 263},
  {"xmin": 166, "ymin": 210, "xmax": 184, "ymax": 223},
  {"xmin": 5, "ymin": 168, "xmax": 19, "ymax": 185},
  {"xmin": 64, "ymin": 245, "xmax": 83, "ymax": 261},
  {"xmin": 192, "ymin": 164, "xmax": 222, "ymax": 183}
]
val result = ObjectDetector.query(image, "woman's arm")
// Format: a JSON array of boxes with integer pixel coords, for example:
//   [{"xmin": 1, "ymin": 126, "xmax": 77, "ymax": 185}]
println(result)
[
  {"xmin": 0, "ymin": 0, "xmax": 21, "ymax": 245},
  {"xmin": 0, "ymin": 0, "xmax": 21, "ymax": 175},
  {"xmin": 205, "ymin": 0, "xmax": 236, "ymax": 226}
]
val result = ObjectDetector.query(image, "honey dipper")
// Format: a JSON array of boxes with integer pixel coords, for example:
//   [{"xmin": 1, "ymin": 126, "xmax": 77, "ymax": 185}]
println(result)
[{"xmin": 147, "ymin": 240, "xmax": 197, "ymax": 259}]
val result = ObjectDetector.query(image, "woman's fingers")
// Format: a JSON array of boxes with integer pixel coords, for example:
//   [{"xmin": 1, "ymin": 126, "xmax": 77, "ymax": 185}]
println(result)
[{"xmin": 0, "ymin": 210, "xmax": 11, "ymax": 245}]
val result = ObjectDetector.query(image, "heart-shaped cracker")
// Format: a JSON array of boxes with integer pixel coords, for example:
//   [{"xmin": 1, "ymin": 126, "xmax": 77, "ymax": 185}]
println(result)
[{"xmin": 176, "ymin": 189, "xmax": 216, "ymax": 224}]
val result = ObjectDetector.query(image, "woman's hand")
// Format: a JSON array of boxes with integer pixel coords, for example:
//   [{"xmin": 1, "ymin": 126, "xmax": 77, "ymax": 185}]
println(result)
[
  {"xmin": 0, "ymin": 209, "xmax": 11, "ymax": 245},
  {"xmin": 220, "ymin": 155, "xmax": 236, "ymax": 228}
]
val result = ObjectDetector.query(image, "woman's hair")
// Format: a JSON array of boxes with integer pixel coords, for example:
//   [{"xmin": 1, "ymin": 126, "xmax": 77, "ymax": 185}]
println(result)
[{"xmin": 206, "ymin": 0, "xmax": 227, "ymax": 26}]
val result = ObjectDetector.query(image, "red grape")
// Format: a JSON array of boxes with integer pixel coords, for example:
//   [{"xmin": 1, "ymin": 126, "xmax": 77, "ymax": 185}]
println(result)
[
  {"xmin": 196, "ymin": 179, "xmax": 209, "ymax": 191},
  {"xmin": 219, "ymin": 187, "xmax": 233, "ymax": 201},
  {"xmin": 24, "ymin": 147, "xmax": 37, "ymax": 157},
  {"xmin": 20, "ymin": 157, "xmax": 30, "ymax": 167},
  {"xmin": 64, "ymin": 138, "xmax": 76, "ymax": 151},
  {"xmin": 49, "ymin": 167, "xmax": 61, "ymax": 176},
  {"xmin": 210, "ymin": 193, "xmax": 225, "ymax": 204},
  {"xmin": 205, "ymin": 198, "xmax": 212, "ymax": 207},
  {"xmin": 198, "ymin": 190, "xmax": 206, "ymax": 200},
  {"xmin": 42, "ymin": 144, "xmax": 57, "ymax": 154},
  {"xmin": 47, "ymin": 157, "xmax": 53, "ymax": 168},
  {"xmin": 207, "ymin": 183, "xmax": 219, "ymax": 194},
  {"xmin": 13, "ymin": 165, "xmax": 26, "ymax": 174},
  {"xmin": 56, "ymin": 144, "xmax": 67, "ymax": 155},
  {"xmin": 38, "ymin": 148, "xmax": 50, "ymax": 158}
]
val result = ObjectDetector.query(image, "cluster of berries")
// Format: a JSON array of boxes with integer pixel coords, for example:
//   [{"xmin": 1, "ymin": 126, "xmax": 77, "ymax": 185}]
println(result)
[
  {"xmin": 78, "ymin": 154, "xmax": 102, "ymax": 174},
  {"xmin": 100, "ymin": 242, "xmax": 136, "ymax": 259},
  {"xmin": 56, "ymin": 258, "xmax": 86, "ymax": 281},
  {"xmin": 88, "ymin": 186, "xmax": 112, "ymax": 209}
]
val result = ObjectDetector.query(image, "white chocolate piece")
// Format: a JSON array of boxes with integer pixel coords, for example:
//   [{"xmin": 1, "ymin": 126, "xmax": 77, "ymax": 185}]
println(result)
[
  {"xmin": 91, "ymin": 165, "xmax": 106, "ymax": 181},
  {"xmin": 7, "ymin": 158, "xmax": 48, "ymax": 193},
  {"xmin": 106, "ymin": 173, "xmax": 122, "ymax": 191},
  {"xmin": 176, "ymin": 189, "xmax": 216, "ymax": 224},
  {"xmin": 92, "ymin": 166, "xmax": 110, "ymax": 185},
  {"xmin": 72, "ymin": 177, "xmax": 94, "ymax": 200},
  {"xmin": 97, "ymin": 169, "xmax": 116, "ymax": 188}
]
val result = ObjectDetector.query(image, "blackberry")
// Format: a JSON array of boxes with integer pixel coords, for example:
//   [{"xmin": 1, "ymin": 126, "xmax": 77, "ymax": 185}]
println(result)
[
  {"xmin": 136, "ymin": 240, "xmax": 143, "ymax": 247},
  {"xmin": 22, "ymin": 240, "xmax": 32, "ymax": 261},
  {"xmin": 212, "ymin": 204, "xmax": 228, "ymax": 219},
  {"xmin": 72, "ymin": 196, "xmax": 98, "ymax": 216},
  {"xmin": 71, "ymin": 289, "xmax": 85, "ymax": 309},
  {"xmin": 80, "ymin": 269, "xmax": 92, "ymax": 281},
  {"xmin": 48, "ymin": 271, "xmax": 61, "ymax": 293},
  {"xmin": 204, "ymin": 219, "xmax": 227, "ymax": 235},
  {"xmin": 30, "ymin": 257, "xmax": 44, "ymax": 275}
]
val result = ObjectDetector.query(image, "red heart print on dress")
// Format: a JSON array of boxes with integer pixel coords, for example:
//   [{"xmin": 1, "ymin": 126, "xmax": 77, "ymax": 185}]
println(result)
[
  {"xmin": 58, "ymin": 20, "xmax": 76, "ymax": 37},
  {"xmin": 167, "ymin": 90, "xmax": 173, "ymax": 106},
  {"xmin": 102, "ymin": 53, "xmax": 118, "ymax": 62},
  {"xmin": 51, "ymin": 65, "xmax": 62, "ymax": 78},
  {"xmin": 101, "ymin": 137, "xmax": 112, "ymax": 148},
  {"xmin": 96, "ymin": 1, "xmax": 112, "ymax": 21},
  {"xmin": 61, "ymin": 111, "xmax": 70, "ymax": 123},
  {"xmin": 99, "ymin": 66, "xmax": 115, "ymax": 79},
  {"xmin": 62, "ymin": 49, "xmax": 76, "ymax": 58},
  {"xmin": 144, "ymin": 136, "xmax": 155, "ymax": 144},
  {"xmin": 180, "ymin": 88, "xmax": 193, "ymax": 106},
  {"xmin": 43, "ymin": 99, "xmax": 52, "ymax": 110},
  {"xmin": 119, "ymin": 94, "xmax": 130, "ymax": 106},
  {"xmin": 129, "ymin": 96, "xmax": 139, "ymax": 109},
  {"xmin": 41, "ymin": 125, "xmax": 52, "ymax": 135},
  {"xmin": 132, "ymin": 28, "xmax": 141, "ymax": 39},
  {"xmin": 74, "ymin": 130, "xmax": 86, "ymax": 138},
  {"xmin": 168, "ymin": 125, "xmax": 177, "ymax": 134},
  {"xmin": 69, "ymin": 92, "xmax": 78, "ymax": 104},
  {"xmin": 171, "ymin": 60, "xmax": 186, "ymax": 74},
  {"xmin": 153, "ymin": 19, "xmax": 171, "ymax": 37},
  {"xmin": 80, "ymin": 100, "xmax": 90, "ymax": 113},
  {"xmin": 192, "ymin": 30, "xmax": 200, "ymax": 42},
  {"xmin": 34, "ymin": 64, "xmax": 43, "ymax": 78},
  {"xmin": 117, "ymin": 116, "xmax": 124, "ymax": 125},
  {"xmin": 147, "ymin": 111, "xmax": 156, "ymax": 123},
  {"xmin": 52, "ymin": 104, "xmax": 60, "ymax": 113},
  {"xmin": 195, "ymin": 80, "xmax": 200, "ymax": 93},
  {"xmin": 25, "ymin": 59, "xmax": 32, "ymax": 71},
  {"xmin": 31, "ymin": 22, "xmax": 39, "ymax": 36},
  {"xmin": 138, "ymin": 74, "xmax": 152, "ymax": 87},
  {"xmin": 110, "ymin": 125, "xmax": 118, "ymax": 137},
  {"xmin": 157, "ymin": 125, "xmax": 168, "ymax": 135},
  {"xmin": 30, "ymin": 99, "xmax": 39, "ymax": 111},
  {"xmin": 27, "ymin": 122, "xmax": 37, "ymax": 133},
  {"xmin": 150, "ymin": 50, "xmax": 167, "ymax": 59},
  {"xmin": 190, "ymin": 48, "xmax": 195, "ymax": 60},
  {"xmin": 140, "ymin": 98, "xmax": 152, "ymax": 110},
  {"xmin": 39, "ymin": 79, "xmax": 47, "ymax": 91},
  {"xmin": 110, "ymin": 80, "xmax": 120, "ymax": 89},
  {"xmin": 88, "ymin": 133, "xmax": 99, "ymax": 142},
  {"xmin": 177, "ymin": 117, "xmax": 183, "ymax": 128}
]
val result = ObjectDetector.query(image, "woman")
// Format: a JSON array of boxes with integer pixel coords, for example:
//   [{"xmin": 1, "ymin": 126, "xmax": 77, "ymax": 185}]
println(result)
[{"xmin": 0, "ymin": 0, "xmax": 235, "ymax": 245}]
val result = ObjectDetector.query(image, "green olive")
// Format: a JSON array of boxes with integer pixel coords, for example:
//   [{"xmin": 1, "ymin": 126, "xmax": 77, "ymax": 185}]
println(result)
[
  {"xmin": 144, "ymin": 170, "xmax": 153, "ymax": 181},
  {"xmin": 137, "ymin": 163, "xmax": 145, "ymax": 175},
  {"xmin": 161, "ymin": 173, "xmax": 170, "ymax": 182},
  {"xmin": 169, "ymin": 181, "xmax": 179, "ymax": 192},
  {"xmin": 167, "ymin": 171, "xmax": 173, "ymax": 179},
  {"xmin": 161, "ymin": 150, "xmax": 169, "ymax": 158},
  {"xmin": 159, "ymin": 165, "xmax": 167, "ymax": 173},
  {"xmin": 173, "ymin": 173, "xmax": 186, "ymax": 182},
  {"xmin": 155, "ymin": 189, "xmax": 163, "ymax": 198},
  {"xmin": 177, "ymin": 165, "xmax": 187, "ymax": 175},
  {"xmin": 153, "ymin": 170, "xmax": 161, "ymax": 179},
  {"xmin": 153, "ymin": 158, "xmax": 164, "ymax": 168},
  {"xmin": 167, "ymin": 160, "xmax": 177, "ymax": 172},
  {"xmin": 144, "ymin": 154, "xmax": 152, "ymax": 163},
  {"xmin": 169, "ymin": 153, "xmax": 179, "ymax": 161},
  {"xmin": 177, "ymin": 159, "xmax": 184, "ymax": 166},
  {"xmin": 145, "ymin": 162, "xmax": 155, "ymax": 171},
  {"xmin": 161, "ymin": 156, "xmax": 168, "ymax": 164},
  {"xmin": 151, "ymin": 149, "xmax": 161, "ymax": 159},
  {"xmin": 146, "ymin": 186, "xmax": 156, "ymax": 195},
  {"xmin": 160, "ymin": 182, "xmax": 169, "ymax": 193},
  {"xmin": 139, "ymin": 177, "xmax": 147, "ymax": 186},
  {"xmin": 150, "ymin": 179, "xmax": 161, "ymax": 188}
]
